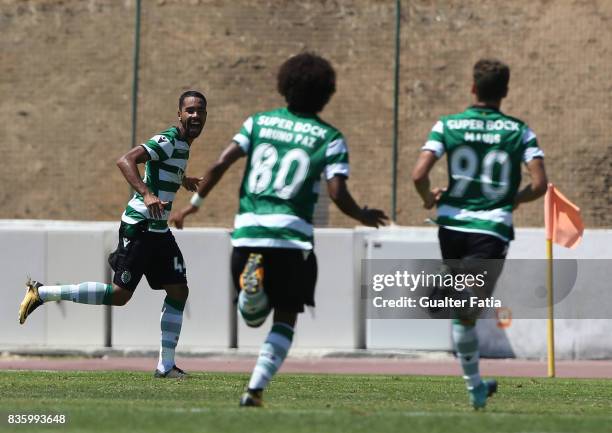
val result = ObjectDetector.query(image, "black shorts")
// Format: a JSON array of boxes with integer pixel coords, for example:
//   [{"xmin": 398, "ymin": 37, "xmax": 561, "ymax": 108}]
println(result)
[
  {"xmin": 108, "ymin": 222, "xmax": 187, "ymax": 291},
  {"xmin": 231, "ymin": 247, "xmax": 317, "ymax": 313},
  {"xmin": 438, "ymin": 227, "xmax": 509, "ymax": 320},
  {"xmin": 438, "ymin": 226, "xmax": 509, "ymax": 261}
]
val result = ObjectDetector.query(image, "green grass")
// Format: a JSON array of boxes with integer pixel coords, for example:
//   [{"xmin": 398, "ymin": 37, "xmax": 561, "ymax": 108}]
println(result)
[{"xmin": 1, "ymin": 371, "xmax": 611, "ymax": 433}]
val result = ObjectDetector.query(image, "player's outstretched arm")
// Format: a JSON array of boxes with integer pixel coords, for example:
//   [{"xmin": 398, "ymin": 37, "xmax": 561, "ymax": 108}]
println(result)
[
  {"xmin": 170, "ymin": 141, "xmax": 245, "ymax": 229},
  {"xmin": 513, "ymin": 158, "xmax": 548, "ymax": 209},
  {"xmin": 116, "ymin": 146, "xmax": 167, "ymax": 219},
  {"xmin": 181, "ymin": 175, "xmax": 203, "ymax": 192},
  {"xmin": 327, "ymin": 175, "xmax": 388, "ymax": 228},
  {"xmin": 412, "ymin": 150, "xmax": 445, "ymax": 209}
]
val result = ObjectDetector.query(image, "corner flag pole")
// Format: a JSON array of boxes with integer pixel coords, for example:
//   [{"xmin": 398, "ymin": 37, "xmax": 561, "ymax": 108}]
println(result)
[{"xmin": 545, "ymin": 183, "xmax": 556, "ymax": 378}]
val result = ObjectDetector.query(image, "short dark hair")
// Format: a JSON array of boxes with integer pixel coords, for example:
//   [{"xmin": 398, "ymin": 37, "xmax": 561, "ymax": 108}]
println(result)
[
  {"xmin": 277, "ymin": 52, "xmax": 336, "ymax": 114},
  {"xmin": 179, "ymin": 90, "xmax": 207, "ymax": 110},
  {"xmin": 473, "ymin": 59, "xmax": 510, "ymax": 101}
]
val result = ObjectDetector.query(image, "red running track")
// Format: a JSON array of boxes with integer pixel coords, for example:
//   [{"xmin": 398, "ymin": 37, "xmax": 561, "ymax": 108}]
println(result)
[{"xmin": 2, "ymin": 357, "xmax": 612, "ymax": 379}]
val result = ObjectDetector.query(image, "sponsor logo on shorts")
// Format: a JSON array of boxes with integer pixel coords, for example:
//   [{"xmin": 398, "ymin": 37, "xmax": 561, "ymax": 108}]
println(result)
[{"xmin": 121, "ymin": 270, "xmax": 132, "ymax": 284}]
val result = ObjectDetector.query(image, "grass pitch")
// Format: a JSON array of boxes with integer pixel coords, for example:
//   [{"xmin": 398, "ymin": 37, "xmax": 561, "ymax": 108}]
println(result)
[{"xmin": 1, "ymin": 371, "xmax": 611, "ymax": 433}]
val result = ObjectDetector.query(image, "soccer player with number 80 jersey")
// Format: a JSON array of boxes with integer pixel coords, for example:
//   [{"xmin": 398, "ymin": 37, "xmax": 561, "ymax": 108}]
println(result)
[{"xmin": 170, "ymin": 52, "xmax": 388, "ymax": 407}]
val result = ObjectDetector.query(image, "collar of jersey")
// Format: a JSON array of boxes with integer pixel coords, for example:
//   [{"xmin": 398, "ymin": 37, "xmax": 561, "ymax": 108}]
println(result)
[{"xmin": 172, "ymin": 125, "xmax": 190, "ymax": 146}]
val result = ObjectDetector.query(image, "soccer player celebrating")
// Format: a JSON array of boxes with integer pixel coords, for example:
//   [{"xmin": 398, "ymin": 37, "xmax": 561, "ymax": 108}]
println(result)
[
  {"xmin": 18, "ymin": 91, "xmax": 208, "ymax": 379},
  {"xmin": 170, "ymin": 53, "xmax": 388, "ymax": 406},
  {"xmin": 411, "ymin": 59, "xmax": 548, "ymax": 408}
]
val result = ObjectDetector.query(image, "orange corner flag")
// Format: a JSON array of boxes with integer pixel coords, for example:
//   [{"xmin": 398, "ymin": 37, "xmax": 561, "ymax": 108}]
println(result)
[{"xmin": 544, "ymin": 184, "xmax": 584, "ymax": 248}]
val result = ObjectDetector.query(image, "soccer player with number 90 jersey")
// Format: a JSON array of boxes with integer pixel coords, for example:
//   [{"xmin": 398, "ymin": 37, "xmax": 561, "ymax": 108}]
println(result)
[
  {"xmin": 412, "ymin": 59, "xmax": 548, "ymax": 409},
  {"xmin": 424, "ymin": 101, "xmax": 543, "ymax": 242}
]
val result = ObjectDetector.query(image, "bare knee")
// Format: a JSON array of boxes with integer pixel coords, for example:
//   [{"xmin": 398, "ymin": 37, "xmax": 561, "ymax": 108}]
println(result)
[{"xmin": 111, "ymin": 285, "xmax": 133, "ymax": 306}]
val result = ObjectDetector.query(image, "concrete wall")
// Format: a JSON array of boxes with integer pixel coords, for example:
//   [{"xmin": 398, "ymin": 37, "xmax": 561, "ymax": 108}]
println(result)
[
  {"xmin": 364, "ymin": 227, "xmax": 452, "ymax": 351},
  {"xmin": 0, "ymin": 221, "xmax": 116, "ymax": 348},
  {"xmin": 364, "ymin": 227, "xmax": 612, "ymax": 359},
  {"xmin": 478, "ymin": 228, "xmax": 612, "ymax": 360},
  {"xmin": 1, "ymin": 220, "xmax": 611, "ymax": 359},
  {"xmin": 1, "ymin": 221, "xmax": 364, "ymax": 351}
]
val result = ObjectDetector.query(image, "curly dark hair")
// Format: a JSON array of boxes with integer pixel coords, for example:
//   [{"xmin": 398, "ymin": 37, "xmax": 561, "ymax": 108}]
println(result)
[
  {"xmin": 473, "ymin": 59, "xmax": 510, "ymax": 101},
  {"xmin": 277, "ymin": 52, "xmax": 336, "ymax": 114}
]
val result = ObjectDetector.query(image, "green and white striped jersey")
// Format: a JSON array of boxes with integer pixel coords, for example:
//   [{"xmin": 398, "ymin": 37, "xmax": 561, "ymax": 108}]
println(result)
[
  {"xmin": 423, "ymin": 106, "xmax": 544, "ymax": 241},
  {"xmin": 231, "ymin": 107, "xmax": 349, "ymax": 250},
  {"xmin": 121, "ymin": 126, "xmax": 189, "ymax": 232}
]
